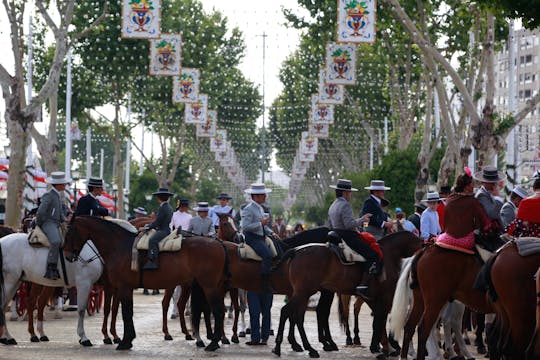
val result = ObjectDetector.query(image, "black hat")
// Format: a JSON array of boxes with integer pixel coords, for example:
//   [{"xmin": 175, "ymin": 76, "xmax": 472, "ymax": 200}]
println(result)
[
  {"xmin": 329, "ymin": 179, "xmax": 358, "ymax": 192},
  {"xmin": 87, "ymin": 177, "xmax": 104, "ymax": 188},
  {"xmin": 473, "ymin": 166, "xmax": 506, "ymax": 183},
  {"xmin": 439, "ymin": 186, "xmax": 451, "ymax": 195},
  {"xmin": 216, "ymin": 192, "xmax": 232, "ymax": 200},
  {"xmin": 179, "ymin": 199, "xmax": 189, "ymax": 206},
  {"xmin": 415, "ymin": 202, "xmax": 427, "ymax": 211},
  {"xmin": 152, "ymin": 187, "xmax": 174, "ymax": 196}
]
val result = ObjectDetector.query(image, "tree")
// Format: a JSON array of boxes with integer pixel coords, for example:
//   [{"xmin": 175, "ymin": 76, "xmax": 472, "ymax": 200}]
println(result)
[{"xmin": 0, "ymin": 1, "xmax": 107, "ymax": 228}]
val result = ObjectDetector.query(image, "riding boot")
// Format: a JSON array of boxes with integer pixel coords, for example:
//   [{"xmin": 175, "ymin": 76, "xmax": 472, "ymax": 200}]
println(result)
[
  {"xmin": 143, "ymin": 248, "xmax": 159, "ymax": 270},
  {"xmin": 261, "ymin": 274, "xmax": 273, "ymax": 294},
  {"xmin": 355, "ymin": 262, "xmax": 377, "ymax": 297},
  {"xmin": 44, "ymin": 263, "xmax": 60, "ymax": 280}
]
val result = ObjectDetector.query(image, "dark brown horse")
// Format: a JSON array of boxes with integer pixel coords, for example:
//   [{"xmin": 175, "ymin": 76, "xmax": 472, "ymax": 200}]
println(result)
[
  {"xmin": 390, "ymin": 244, "xmax": 497, "ymax": 360},
  {"xmin": 527, "ymin": 267, "xmax": 540, "ymax": 359},
  {"xmin": 272, "ymin": 231, "xmax": 422, "ymax": 358},
  {"xmin": 487, "ymin": 242, "xmax": 540, "ymax": 359},
  {"xmin": 338, "ymin": 294, "xmax": 363, "ymax": 346},
  {"xmin": 64, "ymin": 215, "xmax": 228, "ymax": 351}
]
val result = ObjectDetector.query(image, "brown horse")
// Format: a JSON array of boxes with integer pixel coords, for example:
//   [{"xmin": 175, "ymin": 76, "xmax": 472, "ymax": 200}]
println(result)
[
  {"xmin": 272, "ymin": 231, "xmax": 422, "ymax": 358},
  {"xmin": 487, "ymin": 242, "xmax": 540, "ymax": 359},
  {"xmin": 527, "ymin": 267, "xmax": 540, "ymax": 358},
  {"xmin": 390, "ymin": 244, "xmax": 498, "ymax": 360},
  {"xmin": 25, "ymin": 284, "xmax": 55, "ymax": 342},
  {"xmin": 338, "ymin": 295, "xmax": 363, "ymax": 346},
  {"xmin": 64, "ymin": 215, "xmax": 228, "ymax": 351}
]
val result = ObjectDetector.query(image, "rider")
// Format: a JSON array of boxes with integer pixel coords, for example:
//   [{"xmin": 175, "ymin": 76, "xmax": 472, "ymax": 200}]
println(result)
[
  {"xmin": 507, "ymin": 176, "xmax": 540, "ymax": 237},
  {"xmin": 169, "ymin": 199, "xmax": 192, "ymax": 231},
  {"xmin": 188, "ymin": 202, "xmax": 215, "ymax": 236},
  {"xmin": 240, "ymin": 183, "xmax": 274, "ymax": 293},
  {"xmin": 328, "ymin": 179, "xmax": 380, "ymax": 298},
  {"xmin": 360, "ymin": 180, "xmax": 395, "ymax": 240},
  {"xmin": 142, "ymin": 188, "xmax": 174, "ymax": 270},
  {"xmin": 74, "ymin": 177, "xmax": 109, "ymax": 217},
  {"xmin": 36, "ymin": 171, "xmax": 71, "ymax": 280},
  {"xmin": 209, "ymin": 192, "xmax": 236, "ymax": 232},
  {"xmin": 420, "ymin": 192, "xmax": 442, "ymax": 243}
]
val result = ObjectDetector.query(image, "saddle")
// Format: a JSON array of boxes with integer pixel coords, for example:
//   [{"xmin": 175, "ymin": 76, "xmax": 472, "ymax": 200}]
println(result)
[
  {"xmin": 514, "ymin": 237, "xmax": 540, "ymax": 256},
  {"xmin": 237, "ymin": 236, "xmax": 278, "ymax": 261},
  {"xmin": 135, "ymin": 229, "xmax": 183, "ymax": 252},
  {"xmin": 28, "ymin": 224, "xmax": 66, "ymax": 248},
  {"xmin": 327, "ymin": 231, "xmax": 366, "ymax": 264}
]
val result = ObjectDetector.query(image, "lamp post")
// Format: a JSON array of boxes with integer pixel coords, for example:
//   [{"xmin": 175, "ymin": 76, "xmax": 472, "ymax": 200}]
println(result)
[
  {"xmin": 112, "ymin": 184, "xmax": 118, "ymax": 218},
  {"xmin": 72, "ymin": 170, "xmax": 80, "ymax": 208}
]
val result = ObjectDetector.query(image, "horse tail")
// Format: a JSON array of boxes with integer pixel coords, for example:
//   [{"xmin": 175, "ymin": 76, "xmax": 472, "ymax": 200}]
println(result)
[
  {"xmin": 271, "ymin": 248, "xmax": 296, "ymax": 272},
  {"xmin": 190, "ymin": 280, "xmax": 210, "ymax": 334},
  {"xmin": 388, "ymin": 256, "xmax": 414, "ymax": 341},
  {"xmin": 337, "ymin": 294, "xmax": 347, "ymax": 331},
  {"xmin": 473, "ymin": 253, "xmax": 499, "ymax": 302}
]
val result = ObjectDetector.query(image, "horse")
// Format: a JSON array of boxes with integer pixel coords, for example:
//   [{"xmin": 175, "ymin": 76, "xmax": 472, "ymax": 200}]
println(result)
[
  {"xmin": 389, "ymin": 242, "xmax": 499, "ymax": 360},
  {"xmin": 485, "ymin": 241, "xmax": 540, "ymax": 359},
  {"xmin": 527, "ymin": 267, "xmax": 540, "ymax": 359},
  {"xmin": 272, "ymin": 231, "xmax": 422, "ymax": 358},
  {"xmin": 0, "ymin": 233, "xmax": 103, "ymax": 346},
  {"xmin": 64, "ymin": 215, "xmax": 229, "ymax": 351},
  {"xmin": 338, "ymin": 294, "xmax": 363, "ymax": 346}
]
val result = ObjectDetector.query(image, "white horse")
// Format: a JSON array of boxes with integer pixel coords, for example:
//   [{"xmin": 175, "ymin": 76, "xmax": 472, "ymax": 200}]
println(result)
[{"xmin": 0, "ymin": 233, "xmax": 103, "ymax": 346}]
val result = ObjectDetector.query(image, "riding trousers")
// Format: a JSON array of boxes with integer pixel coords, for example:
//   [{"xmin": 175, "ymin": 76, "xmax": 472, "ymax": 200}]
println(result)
[
  {"xmin": 244, "ymin": 231, "xmax": 273, "ymax": 275},
  {"xmin": 148, "ymin": 229, "xmax": 170, "ymax": 258},
  {"xmin": 42, "ymin": 221, "xmax": 62, "ymax": 265}
]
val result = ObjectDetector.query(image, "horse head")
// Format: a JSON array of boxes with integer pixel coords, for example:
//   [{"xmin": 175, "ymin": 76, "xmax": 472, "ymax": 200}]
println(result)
[
  {"xmin": 64, "ymin": 215, "xmax": 90, "ymax": 262},
  {"xmin": 217, "ymin": 212, "xmax": 239, "ymax": 243}
]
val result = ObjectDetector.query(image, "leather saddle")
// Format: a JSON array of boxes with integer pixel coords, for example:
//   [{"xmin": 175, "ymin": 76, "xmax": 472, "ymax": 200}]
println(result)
[
  {"xmin": 28, "ymin": 225, "xmax": 66, "ymax": 248},
  {"xmin": 327, "ymin": 230, "xmax": 366, "ymax": 264},
  {"xmin": 135, "ymin": 229, "xmax": 183, "ymax": 252},
  {"xmin": 237, "ymin": 235, "xmax": 278, "ymax": 261}
]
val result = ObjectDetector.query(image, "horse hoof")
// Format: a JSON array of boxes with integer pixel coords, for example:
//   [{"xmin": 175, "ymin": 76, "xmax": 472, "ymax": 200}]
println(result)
[
  {"xmin": 353, "ymin": 337, "xmax": 361, "ymax": 346},
  {"xmin": 272, "ymin": 347, "xmax": 281, "ymax": 357},
  {"xmin": 7, "ymin": 338, "xmax": 17, "ymax": 345},
  {"xmin": 291, "ymin": 343, "xmax": 304, "ymax": 352},
  {"xmin": 308, "ymin": 350, "xmax": 320, "ymax": 358},
  {"xmin": 323, "ymin": 344, "xmax": 333, "ymax": 352},
  {"xmin": 30, "ymin": 336, "xmax": 40, "ymax": 342},
  {"xmin": 116, "ymin": 341, "xmax": 133, "ymax": 350},
  {"xmin": 246, "ymin": 328, "xmax": 251, "ymax": 334},
  {"xmin": 370, "ymin": 344, "xmax": 381, "ymax": 353},
  {"xmin": 204, "ymin": 341, "xmax": 220, "ymax": 352},
  {"xmin": 196, "ymin": 340, "xmax": 205, "ymax": 348},
  {"xmin": 238, "ymin": 331, "xmax": 246, "ymax": 338},
  {"xmin": 39, "ymin": 336, "xmax": 49, "ymax": 342},
  {"xmin": 185, "ymin": 335, "xmax": 194, "ymax": 341},
  {"xmin": 221, "ymin": 337, "xmax": 230, "ymax": 345},
  {"xmin": 103, "ymin": 338, "xmax": 113, "ymax": 345},
  {"xmin": 231, "ymin": 335, "xmax": 239, "ymax": 344},
  {"xmin": 164, "ymin": 334, "xmax": 173, "ymax": 341},
  {"xmin": 0, "ymin": 338, "xmax": 8, "ymax": 345},
  {"xmin": 346, "ymin": 338, "xmax": 352, "ymax": 346},
  {"xmin": 375, "ymin": 353, "xmax": 387, "ymax": 360},
  {"xmin": 388, "ymin": 350, "xmax": 399, "ymax": 357},
  {"xmin": 477, "ymin": 346, "xmax": 486, "ymax": 355},
  {"xmin": 79, "ymin": 339, "xmax": 92, "ymax": 347},
  {"xmin": 113, "ymin": 338, "xmax": 121, "ymax": 344}
]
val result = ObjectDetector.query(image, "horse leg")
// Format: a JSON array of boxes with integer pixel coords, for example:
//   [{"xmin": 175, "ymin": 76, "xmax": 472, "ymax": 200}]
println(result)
[
  {"xmin": 116, "ymin": 287, "xmax": 136, "ymax": 350},
  {"xmin": 238, "ymin": 289, "xmax": 247, "ymax": 337},
  {"xmin": 190, "ymin": 282, "xmax": 206, "ymax": 348},
  {"xmin": 26, "ymin": 283, "xmax": 39, "ymax": 342},
  {"xmin": 417, "ymin": 297, "xmax": 447, "ymax": 360},
  {"xmin": 272, "ymin": 300, "xmax": 293, "ymax": 356},
  {"xmin": 317, "ymin": 290, "xmax": 338, "ymax": 351},
  {"xmin": 178, "ymin": 285, "xmax": 193, "ymax": 340},
  {"xmin": 101, "ymin": 285, "xmax": 113, "ymax": 344},
  {"xmin": 340, "ymin": 295, "xmax": 353, "ymax": 346},
  {"xmin": 204, "ymin": 290, "xmax": 225, "ymax": 352},
  {"xmin": 353, "ymin": 296, "xmax": 363, "ymax": 346},
  {"xmin": 400, "ymin": 287, "xmax": 423, "ymax": 360},
  {"xmin": 293, "ymin": 294, "xmax": 319, "ymax": 358},
  {"xmin": 229, "ymin": 288, "xmax": 240, "ymax": 343},
  {"xmin": 76, "ymin": 279, "xmax": 93, "ymax": 346},
  {"xmin": 110, "ymin": 292, "xmax": 121, "ymax": 343},
  {"xmin": 162, "ymin": 287, "xmax": 174, "ymax": 340},
  {"xmin": 36, "ymin": 287, "xmax": 53, "ymax": 342},
  {"xmin": 170, "ymin": 285, "xmax": 180, "ymax": 319},
  {"xmin": 1, "ymin": 278, "xmax": 20, "ymax": 345},
  {"xmin": 448, "ymin": 302, "xmax": 474, "ymax": 360}
]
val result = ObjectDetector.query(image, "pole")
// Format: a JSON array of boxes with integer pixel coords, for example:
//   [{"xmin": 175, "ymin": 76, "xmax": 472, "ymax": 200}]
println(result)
[
  {"xmin": 139, "ymin": 111, "xmax": 145, "ymax": 175},
  {"xmin": 27, "ymin": 13, "xmax": 33, "ymax": 103},
  {"xmin": 384, "ymin": 116, "xmax": 388, "ymax": 155},
  {"xmin": 260, "ymin": 32, "xmax": 267, "ymax": 183},
  {"xmin": 434, "ymin": 89, "xmax": 441, "ymax": 148},
  {"xmin": 100, "ymin": 148, "xmax": 104, "ymax": 179},
  {"xmin": 369, "ymin": 139, "xmax": 374, "ymax": 170},
  {"xmin": 86, "ymin": 128, "xmax": 91, "ymax": 180},
  {"xmin": 65, "ymin": 49, "xmax": 72, "ymax": 179},
  {"xmin": 125, "ymin": 94, "xmax": 131, "ymax": 195},
  {"xmin": 507, "ymin": 20, "xmax": 518, "ymax": 183}
]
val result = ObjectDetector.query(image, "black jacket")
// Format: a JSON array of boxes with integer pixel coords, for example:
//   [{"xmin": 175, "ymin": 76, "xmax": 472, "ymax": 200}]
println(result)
[
  {"xmin": 75, "ymin": 194, "xmax": 109, "ymax": 217},
  {"xmin": 360, "ymin": 196, "xmax": 387, "ymax": 228}
]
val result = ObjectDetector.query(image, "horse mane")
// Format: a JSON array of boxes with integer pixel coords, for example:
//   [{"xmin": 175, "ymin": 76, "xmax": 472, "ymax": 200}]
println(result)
[
  {"xmin": 281, "ymin": 226, "xmax": 330, "ymax": 249},
  {"xmin": 378, "ymin": 230, "xmax": 419, "ymax": 247},
  {"xmin": 76, "ymin": 215, "xmax": 137, "ymax": 238},
  {"xmin": 0, "ymin": 226, "xmax": 15, "ymax": 238}
]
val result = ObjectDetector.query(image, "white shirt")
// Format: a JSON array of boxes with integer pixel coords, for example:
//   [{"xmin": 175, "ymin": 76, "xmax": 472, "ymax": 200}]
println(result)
[{"xmin": 170, "ymin": 210, "xmax": 192, "ymax": 231}]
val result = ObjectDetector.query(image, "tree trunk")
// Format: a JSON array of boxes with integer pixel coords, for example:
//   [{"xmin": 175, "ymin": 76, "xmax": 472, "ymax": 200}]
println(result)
[
  {"xmin": 113, "ymin": 96, "xmax": 125, "ymax": 219},
  {"xmin": 31, "ymin": 94, "xmax": 60, "ymax": 173}
]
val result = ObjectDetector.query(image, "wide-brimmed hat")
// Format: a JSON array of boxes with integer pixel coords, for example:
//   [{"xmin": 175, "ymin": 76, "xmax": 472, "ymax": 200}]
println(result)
[
  {"xmin": 414, "ymin": 202, "xmax": 427, "ymax": 211},
  {"xmin": 425, "ymin": 192, "xmax": 440, "ymax": 202},
  {"xmin": 474, "ymin": 166, "xmax": 506, "ymax": 183},
  {"xmin": 511, "ymin": 186, "xmax": 530, "ymax": 199},
  {"xmin": 439, "ymin": 185, "xmax": 451, "ymax": 195},
  {"xmin": 178, "ymin": 199, "xmax": 189, "ymax": 207},
  {"xmin": 134, "ymin": 206, "xmax": 147, "ymax": 215},
  {"xmin": 216, "ymin": 192, "xmax": 232, "ymax": 200},
  {"xmin": 194, "ymin": 201, "xmax": 210, "ymax": 212},
  {"xmin": 244, "ymin": 183, "xmax": 272, "ymax": 195},
  {"xmin": 329, "ymin": 179, "xmax": 358, "ymax": 192},
  {"xmin": 46, "ymin": 171, "xmax": 71, "ymax": 185},
  {"xmin": 87, "ymin": 177, "xmax": 104, "ymax": 188},
  {"xmin": 364, "ymin": 180, "xmax": 391, "ymax": 191},
  {"xmin": 152, "ymin": 187, "xmax": 174, "ymax": 196}
]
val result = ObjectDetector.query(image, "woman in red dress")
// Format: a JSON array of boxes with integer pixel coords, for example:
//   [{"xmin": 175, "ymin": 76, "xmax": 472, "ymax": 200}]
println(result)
[{"xmin": 507, "ymin": 177, "xmax": 540, "ymax": 237}]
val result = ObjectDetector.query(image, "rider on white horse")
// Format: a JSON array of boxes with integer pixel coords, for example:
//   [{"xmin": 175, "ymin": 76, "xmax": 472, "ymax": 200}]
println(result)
[{"xmin": 36, "ymin": 171, "xmax": 71, "ymax": 280}]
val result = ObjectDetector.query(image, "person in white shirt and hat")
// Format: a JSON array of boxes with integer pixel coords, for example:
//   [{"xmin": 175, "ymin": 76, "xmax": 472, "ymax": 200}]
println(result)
[
  {"xmin": 170, "ymin": 199, "xmax": 192, "ymax": 231},
  {"xmin": 188, "ymin": 202, "xmax": 215, "ymax": 236},
  {"xmin": 420, "ymin": 192, "xmax": 442, "ymax": 242},
  {"xmin": 209, "ymin": 192, "xmax": 236, "ymax": 231},
  {"xmin": 500, "ymin": 186, "xmax": 529, "ymax": 228},
  {"xmin": 360, "ymin": 180, "xmax": 395, "ymax": 240},
  {"xmin": 36, "ymin": 171, "xmax": 71, "ymax": 280}
]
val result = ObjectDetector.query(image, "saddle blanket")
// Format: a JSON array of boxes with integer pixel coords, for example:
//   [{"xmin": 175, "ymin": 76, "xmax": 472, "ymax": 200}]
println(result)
[
  {"xmin": 436, "ymin": 232, "xmax": 475, "ymax": 250},
  {"xmin": 136, "ymin": 229, "xmax": 183, "ymax": 252},
  {"xmin": 238, "ymin": 237, "xmax": 278, "ymax": 261},
  {"xmin": 339, "ymin": 240, "xmax": 367, "ymax": 263},
  {"xmin": 515, "ymin": 237, "xmax": 540, "ymax": 256},
  {"xmin": 105, "ymin": 217, "xmax": 138, "ymax": 233},
  {"xmin": 28, "ymin": 225, "xmax": 66, "ymax": 248}
]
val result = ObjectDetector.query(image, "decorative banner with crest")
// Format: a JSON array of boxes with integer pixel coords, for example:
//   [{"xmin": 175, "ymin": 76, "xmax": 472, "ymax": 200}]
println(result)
[
  {"xmin": 337, "ymin": 0, "xmax": 376, "ymax": 43},
  {"xmin": 122, "ymin": 0, "xmax": 161, "ymax": 39},
  {"xmin": 185, "ymin": 94, "xmax": 208, "ymax": 124},
  {"xmin": 318, "ymin": 69, "xmax": 344, "ymax": 105},
  {"xmin": 309, "ymin": 122, "xmax": 330, "ymax": 138},
  {"xmin": 300, "ymin": 131, "xmax": 318, "ymax": 154},
  {"xmin": 299, "ymin": 151, "xmax": 316, "ymax": 162},
  {"xmin": 149, "ymin": 34, "xmax": 181, "ymax": 76},
  {"xmin": 216, "ymin": 148, "xmax": 236, "ymax": 167},
  {"xmin": 173, "ymin": 68, "xmax": 200, "ymax": 103},
  {"xmin": 210, "ymin": 130, "xmax": 228, "ymax": 152},
  {"xmin": 196, "ymin": 110, "xmax": 217, "ymax": 137},
  {"xmin": 325, "ymin": 42, "xmax": 357, "ymax": 85},
  {"xmin": 310, "ymin": 95, "xmax": 335, "ymax": 124}
]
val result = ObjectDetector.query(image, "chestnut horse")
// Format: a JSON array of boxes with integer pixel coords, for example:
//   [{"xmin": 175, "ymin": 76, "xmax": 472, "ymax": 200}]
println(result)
[
  {"xmin": 389, "ymin": 243, "xmax": 500, "ymax": 360},
  {"xmin": 486, "ymin": 241, "xmax": 540, "ymax": 359},
  {"xmin": 527, "ymin": 267, "xmax": 540, "ymax": 359},
  {"xmin": 64, "ymin": 215, "xmax": 228, "ymax": 351},
  {"xmin": 272, "ymin": 231, "xmax": 422, "ymax": 358}
]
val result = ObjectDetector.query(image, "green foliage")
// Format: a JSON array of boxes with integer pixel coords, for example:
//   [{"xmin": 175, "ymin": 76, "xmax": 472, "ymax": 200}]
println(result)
[
  {"xmin": 477, "ymin": 0, "xmax": 540, "ymax": 29},
  {"xmin": 493, "ymin": 112, "xmax": 515, "ymax": 136}
]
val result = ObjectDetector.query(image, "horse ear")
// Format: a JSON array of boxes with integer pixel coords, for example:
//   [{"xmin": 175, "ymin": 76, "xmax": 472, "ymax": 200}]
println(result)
[{"xmin": 228, "ymin": 209, "xmax": 233, "ymax": 215}]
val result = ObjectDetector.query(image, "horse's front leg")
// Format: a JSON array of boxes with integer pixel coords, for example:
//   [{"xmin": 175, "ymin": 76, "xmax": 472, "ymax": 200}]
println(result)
[
  {"xmin": 36, "ymin": 286, "xmax": 53, "ymax": 342},
  {"xmin": 76, "ymin": 281, "xmax": 93, "ymax": 346},
  {"xmin": 27, "ymin": 284, "xmax": 40, "ymax": 342},
  {"xmin": 353, "ymin": 296, "xmax": 363, "ymax": 346},
  {"xmin": 205, "ymin": 290, "xmax": 225, "ymax": 352},
  {"xmin": 162, "ymin": 287, "xmax": 174, "ymax": 340},
  {"xmin": 229, "ymin": 288, "xmax": 240, "ymax": 343},
  {"xmin": 293, "ymin": 294, "xmax": 319, "ymax": 358},
  {"xmin": 116, "ymin": 287, "xmax": 136, "ymax": 350},
  {"xmin": 178, "ymin": 285, "xmax": 193, "ymax": 340},
  {"xmin": 317, "ymin": 290, "xmax": 337, "ymax": 351}
]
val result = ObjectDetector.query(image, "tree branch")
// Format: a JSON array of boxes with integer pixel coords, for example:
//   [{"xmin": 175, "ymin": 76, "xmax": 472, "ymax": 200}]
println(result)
[
  {"xmin": 70, "ymin": 1, "xmax": 109, "ymax": 43},
  {"xmin": 36, "ymin": 0, "xmax": 58, "ymax": 34}
]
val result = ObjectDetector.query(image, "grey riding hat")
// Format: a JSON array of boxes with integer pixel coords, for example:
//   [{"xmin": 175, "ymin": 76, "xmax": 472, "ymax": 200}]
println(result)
[
  {"xmin": 425, "ymin": 192, "xmax": 441, "ymax": 202},
  {"xmin": 364, "ymin": 180, "xmax": 391, "ymax": 191},
  {"xmin": 46, "ymin": 171, "xmax": 71, "ymax": 185},
  {"xmin": 244, "ymin": 183, "xmax": 272, "ymax": 194},
  {"xmin": 152, "ymin": 187, "xmax": 174, "ymax": 196},
  {"xmin": 134, "ymin": 207, "xmax": 147, "ymax": 215},
  {"xmin": 87, "ymin": 177, "xmax": 104, "ymax": 187},
  {"xmin": 194, "ymin": 202, "xmax": 210, "ymax": 212},
  {"xmin": 329, "ymin": 179, "xmax": 358, "ymax": 192}
]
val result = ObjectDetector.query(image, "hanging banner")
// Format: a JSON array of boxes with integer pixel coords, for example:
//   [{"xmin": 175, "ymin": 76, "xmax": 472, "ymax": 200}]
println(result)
[
  {"xmin": 196, "ymin": 110, "xmax": 217, "ymax": 137},
  {"xmin": 299, "ymin": 151, "xmax": 315, "ymax": 162},
  {"xmin": 325, "ymin": 42, "xmax": 357, "ymax": 85},
  {"xmin": 185, "ymin": 94, "xmax": 208, "ymax": 124},
  {"xmin": 122, "ymin": 0, "xmax": 161, "ymax": 39},
  {"xmin": 149, "ymin": 33, "xmax": 181, "ymax": 76},
  {"xmin": 173, "ymin": 68, "xmax": 200, "ymax": 103},
  {"xmin": 300, "ymin": 131, "xmax": 318, "ymax": 154},
  {"xmin": 310, "ymin": 95, "xmax": 335, "ymax": 124},
  {"xmin": 210, "ymin": 130, "xmax": 228, "ymax": 152},
  {"xmin": 309, "ymin": 122, "xmax": 330, "ymax": 138},
  {"xmin": 337, "ymin": 0, "xmax": 376, "ymax": 43},
  {"xmin": 318, "ymin": 69, "xmax": 344, "ymax": 105}
]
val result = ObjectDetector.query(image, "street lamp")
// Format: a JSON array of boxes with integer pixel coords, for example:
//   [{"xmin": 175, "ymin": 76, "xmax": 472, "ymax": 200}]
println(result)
[{"xmin": 112, "ymin": 184, "xmax": 118, "ymax": 218}]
